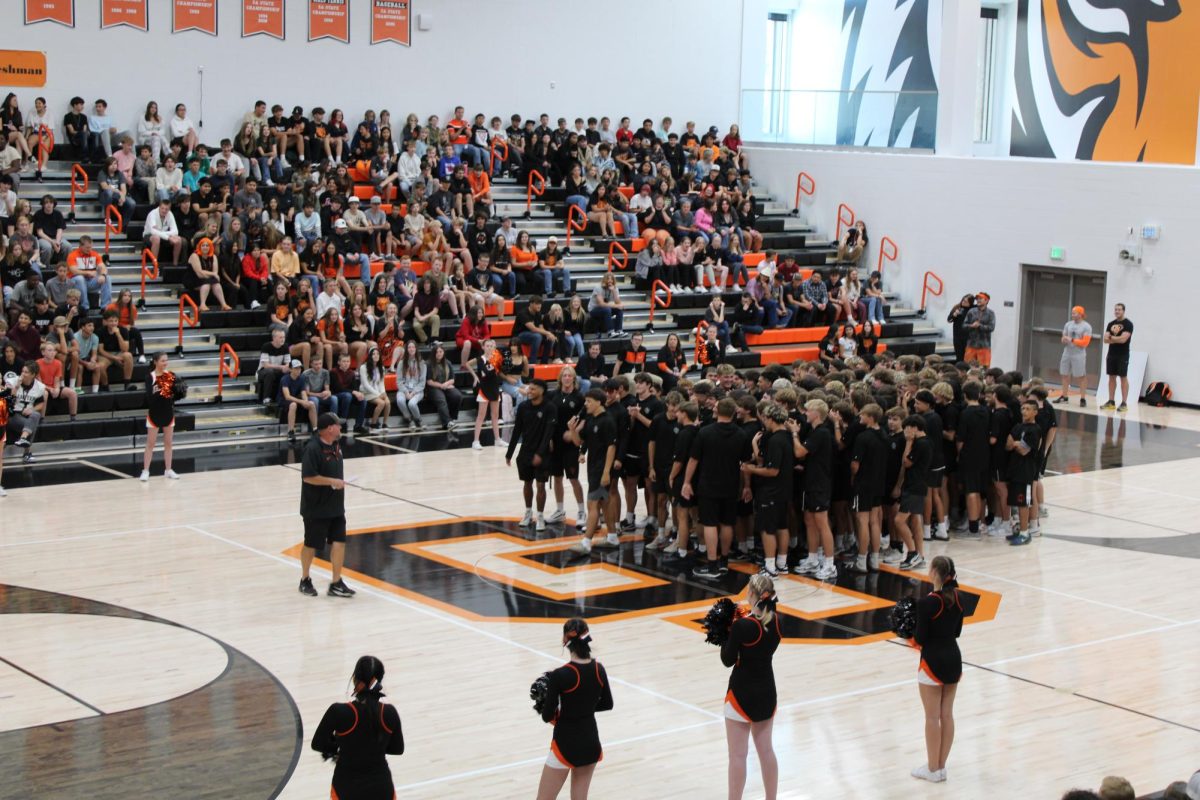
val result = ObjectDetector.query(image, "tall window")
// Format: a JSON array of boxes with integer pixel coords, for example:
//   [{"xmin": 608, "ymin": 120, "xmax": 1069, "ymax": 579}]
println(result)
[
  {"xmin": 764, "ymin": 12, "xmax": 791, "ymax": 136},
  {"xmin": 974, "ymin": 7, "xmax": 999, "ymax": 143}
]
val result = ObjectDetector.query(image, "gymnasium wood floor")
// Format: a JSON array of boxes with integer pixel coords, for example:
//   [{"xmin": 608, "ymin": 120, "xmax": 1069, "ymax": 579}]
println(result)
[{"xmin": 1, "ymin": 403, "xmax": 1198, "ymax": 799}]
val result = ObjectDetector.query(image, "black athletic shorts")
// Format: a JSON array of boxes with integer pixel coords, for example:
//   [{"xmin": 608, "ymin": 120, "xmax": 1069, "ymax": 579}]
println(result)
[
  {"xmin": 927, "ymin": 467, "xmax": 945, "ymax": 488},
  {"xmin": 517, "ymin": 458, "xmax": 551, "ymax": 483},
  {"xmin": 737, "ymin": 499, "xmax": 753, "ymax": 518},
  {"xmin": 672, "ymin": 479, "xmax": 696, "ymax": 509},
  {"xmin": 551, "ymin": 445, "xmax": 580, "ymax": 479},
  {"xmin": 652, "ymin": 466, "xmax": 672, "ymax": 495},
  {"xmin": 754, "ymin": 497, "xmax": 789, "ymax": 533},
  {"xmin": 1038, "ymin": 447, "xmax": 1051, "ymax": 478},
  {"xmin": 303, "ymin": 515, "xmax": 347, "ymax": 549},
  {"xmin": 699, "ymin": 495, "xmax": 739, "ymax": 527},
  {"xmin": 898, "ymin": 493, "xmax": 925, "ymax": 515},
  {"xmin": 803, "ymin": 491, "xmax": 830, "ymax": 513},
  {"xmin": 1008, "ymin": 481, "xmax": 1032, "ymax": 508},
  {"xmin": 960, "ymin": 465, "xmax": 989, "ymax": 495},
  {"xmin": 622, "ymin": 453, "xmax": 645, "ymax": 481},
  {"xmin": 851, "ymin": 492, "xmax": 880, "ymax": 512},
  {"xmin": 1106, "ymin": 352, "xmax": 1129, "ymax": 378}
]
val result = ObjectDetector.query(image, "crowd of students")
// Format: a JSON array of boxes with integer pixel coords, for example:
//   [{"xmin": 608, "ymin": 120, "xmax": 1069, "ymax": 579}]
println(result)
[{"xmin": 501, "ymin": 348, "xmax": 1058, "ymax": 581}]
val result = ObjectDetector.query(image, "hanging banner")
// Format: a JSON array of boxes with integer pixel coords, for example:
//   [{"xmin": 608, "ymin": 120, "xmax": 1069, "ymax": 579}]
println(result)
[
  {"xmin": 0, "ymin": 50, "xmax": 48, "ymax": 88},
  {"xmin": 24, "ymin": 0, "xmax": 75, "ymax": 27},
  {"xmin": 172, "ymin": 0, "xmax": 217, "ymax": 35},
  {"xmin": 242, "ymin": 0, "xmax": 285, "ymax": 39},
  {"xmin": 100, "ymin": 0, "xmax": 148, "ymax": 31},
  {"xmin": 309, "ymin": 0, "xmax": 349, "ymax": 43},
  {"xmin": 370, "ymin": 0, "xmax": 410, "ymax": 46}
]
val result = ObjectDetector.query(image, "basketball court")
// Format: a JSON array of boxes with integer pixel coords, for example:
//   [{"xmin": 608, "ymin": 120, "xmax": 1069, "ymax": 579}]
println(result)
[{"xmin": 2, "ymin": 403, "xmax": 1198, "ymax": 798}]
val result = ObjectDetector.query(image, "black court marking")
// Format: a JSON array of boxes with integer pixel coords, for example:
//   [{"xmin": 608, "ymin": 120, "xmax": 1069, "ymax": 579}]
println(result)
[
  {"xmin": 1045, "ymin": 530, "xmax": 1200, "ymax": 560},
  {"xmin": 0, "ymin": 653, "xmax": 105, "ymax": 716}
]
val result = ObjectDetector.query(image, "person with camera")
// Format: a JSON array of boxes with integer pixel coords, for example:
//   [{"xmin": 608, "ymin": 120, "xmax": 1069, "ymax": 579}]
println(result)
[{"xmin": 140, "ymin": 352, "xmax": 182, "ymax": 481}]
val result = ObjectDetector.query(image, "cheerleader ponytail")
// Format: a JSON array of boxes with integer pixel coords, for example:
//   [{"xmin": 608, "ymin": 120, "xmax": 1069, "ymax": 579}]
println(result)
[
  {"xmin": 351, "ymin": 655, "xmax": 387, "ymax": 745},
  {"xmin": 563, "ymin": 617, "xmax": 592, "ymax": 659},
  {"xmin": 930, "ymin": 555, "xmax": 959, "ymax": 604},
  {"xmin": 747, "ymin": 573, "xmax": 777, "ymax": 626}
]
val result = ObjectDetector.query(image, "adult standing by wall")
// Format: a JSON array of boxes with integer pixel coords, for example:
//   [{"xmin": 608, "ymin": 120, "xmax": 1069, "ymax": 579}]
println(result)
[
  {"xmin": 1100, "ymin": 303, "xmax": 1134, "ymax": 413},
  {"xmin": 298, "ymin": 412, "xmax": 356, "ymax": 598},
  {"xmin": 1054, "ymin": 306, "xmax": 1092, "ymax": 406},
  {"xmin": 962, "ymin": 292, "xmax": 995, "ymax": 367},
  {"xmin": 946, "ymin": 294, "xmax": 975, "ymax": 364}
]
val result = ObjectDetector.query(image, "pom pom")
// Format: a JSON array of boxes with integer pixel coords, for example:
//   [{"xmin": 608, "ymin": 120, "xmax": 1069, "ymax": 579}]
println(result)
[
  {"xmin": 890, "ymin": 596, "xmax": 917, "ymax": 639},
  {"xmin": 530, "ymin": 671, "xmax": 554, "ymax": 716},
  {"xmin": 701, "ymin": 597, "xmax": 745, "ymax": 646}
]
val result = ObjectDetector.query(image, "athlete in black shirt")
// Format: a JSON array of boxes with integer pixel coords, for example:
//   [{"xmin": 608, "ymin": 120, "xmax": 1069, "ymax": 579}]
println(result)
[
  {"xmin": 602, "ymin": 378, "xmax": 632, "ymax": 546},
  {"xmin": 791, "ymin": 399, "xmax": 838, "ymax": 581},
  {"xmin": 740, "ymin": 404, "xmax": 793, "ymax": 578},
  {"xmin": 622, "ymin": 373, "xmax": 665, "ymax": 534},
  {"xmin": 549, "ymin": 368, "xmax": 587, "ymax": 528},
  {"xmin": 567, "ymin": 390, "xmax": 618, "ymax": 555},
  {"xmin": 914, "ymin": 391, "xmax": 947, "ymax": 542},
  {"xmin": 507, "ymin": 379, "xmax": 559, "ymax": 532},
  {"xmin": 892, "ymin": 415, "xmax": 930, "ymax": 570},
  {"xmin": 1006, "ymin": 400, "xmax": 1042, "ymax": 546},
  {"xmin": 646, "ymin": 391, "xmax": 683, "ymax": 551},
  {"xmin": 684, "ymin": 397, "xmax": 748, "ymax": 579},
  {"xmin": 299, "ymin": 413, "xmax": 356, "ymax": 597},
  {"xmin": 663, "ymin": 402, "xmax": 701, "ymax": 563},
  {"xmin": 849, "ymin": 404, "xmax": 888, "ymax": 573},
  {"xmin": 955, "ymin": 382, "xmax": 990, "ymax": 537},
  {"xmin": 987, "ymin": 385, "xmax": 1015, "ymax": 534}
]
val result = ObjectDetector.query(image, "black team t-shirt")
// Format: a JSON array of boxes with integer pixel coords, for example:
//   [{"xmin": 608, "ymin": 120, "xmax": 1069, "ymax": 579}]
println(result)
[
  {"xmin": 672, "ymin": 424, "xmax": 700, "ymax": 492},
  {"xmin": 801, "ymin": 422, "xmax": 834, "ymax": 498},
  {"xmin": 507, "ymin": 398, "xmax": 558, "ymax": 464},
  {"xmin": 583, "ymin": 412, "xmax": 617, "ymax": 487},
  {"xmin": 692, "ymin": 420, "xmax": 747, "ymax": 499},
  {"xmin": 628, "ymin": 395, "xmax": 664, "ymax": 458},
  {"xmin": 758, "ymin": 429, "xmax": 794, "ymax": 502},
  {"xmin": 606, "ymin": 399, "xmax": 630, "ymax": 463},
  {"xmin": 650, "ymin": 411, "xmax": 681, "ymax": 478},
  {"xmin": 300, "ymin": 435, "xmax": 345, "ymax": 518},
  {"xmin": 957, "ymin": 405, "xmax": 990, "ymax": 468},
  {"xmin": 921, "ymin": 410, "xmax": 944, "ymax": 472},
  {"xmin": 902, "ymin": 436, "xmax": 932, "ymax": 496},
  {"xmin": 989, "ymin": 406, "xmax": 1013, "ymax": 475},
  {"xmin": 1007, "ymin": 423, "xmax": 1042, "ymax": 485},
  {"xmin": 851, "ymin": 427, "xmax": 888, "ymax": 501},
  {"xmin": 885, "ymin": 430, "xmax": 905, "ymax": 497},
  {"xmin": 1105, "ymin": 318, "xmax": 1133, "ymax": 358},
  {"xmin": 551, "ymin": 387, "xmax": 584, "ymax": 451}
]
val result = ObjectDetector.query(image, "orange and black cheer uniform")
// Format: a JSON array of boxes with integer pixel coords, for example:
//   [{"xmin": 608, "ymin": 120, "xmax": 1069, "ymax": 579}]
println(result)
[
  {"xmin": 541, "ymin": 660, "xmax": 614, "ymax": 769},
  {"xmin": 913, "ymin": 590, "xmax": 964, "ymax": 686},
  {"xmin": 145, "ymin": 371, "xmax": 177, "ymax": 429},
  {"xmin": 311, "ymin": 698, "xmax": 405, "ymax": 800},
  {"xmin": 721, "ymin": 613, "xmax": 781, "ymax": 722}
]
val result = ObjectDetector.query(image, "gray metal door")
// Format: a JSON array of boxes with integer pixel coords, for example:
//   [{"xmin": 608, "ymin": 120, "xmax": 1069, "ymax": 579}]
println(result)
[{"xmin": 1020, "ymin": 267, "xmax": 1107, "ymax": 386}]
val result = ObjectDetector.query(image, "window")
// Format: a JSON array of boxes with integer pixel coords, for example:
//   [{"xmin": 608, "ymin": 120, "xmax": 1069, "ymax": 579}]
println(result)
[
  {"xmin": 974, "ymin": 7, "xmax": 999, "ymax": 143},
  {"xmin": 763, "ymin": 12, "xmax": 791, "ymax": 137}
]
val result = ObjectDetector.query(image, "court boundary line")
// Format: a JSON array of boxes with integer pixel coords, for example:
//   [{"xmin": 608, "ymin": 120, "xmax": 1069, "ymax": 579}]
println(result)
[
  {"xmin": 955, "ymin": 566, "xmax": 1182, "ymax": 623},
  {"xmin": 0, "ymin": 653, "xmax": 104, "ymax": 716}
]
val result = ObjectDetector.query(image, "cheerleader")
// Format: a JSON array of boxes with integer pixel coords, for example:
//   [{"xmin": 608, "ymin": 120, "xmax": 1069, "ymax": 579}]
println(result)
[
  {"xmin": 722, "ymin": 573, "xmax": 780, "ymax": 800},
  {"xmin": 911, "ymin": 555, "xmax": 963, "ymax": 783},
  {"xmin": 311, "ymin": 655, "xmax": 405, "ymax": 800},
  {"xmin": 140, "ymin": 352, "xmax": 180, "ymax": 481},
  {"xmin": 465, "ymin": 339, "xmax": 503, "ymax": 451},
  {"xmin": 536, "ymin": 618, "xmax": 613, "ymax": 800}
]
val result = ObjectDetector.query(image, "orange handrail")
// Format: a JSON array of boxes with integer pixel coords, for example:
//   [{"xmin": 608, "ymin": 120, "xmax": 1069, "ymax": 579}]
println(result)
[
  {"xmin": 138, "ymin": 248, "xmax": 159, "ymax": 308},
  {"xmin": 606, "ymin": 241, "xmax": 629, "ymax": 272},
  {"xmin": 69, "ymin": 164, "xmax": 88, "ymax": 221},
  {"xmin": 648, "ymin": 279, "xmax": 672, "ymax": 325},
  {"xmin": 104, "ymin": 204, "xmax": 123, "ymax": 255},
  {"xmin": 177, "ymin": 294, "xmax": 200, "ymax": 351},
  {"xmin": 216, "ymin": 342, "xmax": 241, "ymax": 400},
  {"xmin": 876, "ymin": 236, "xmax": 899, "ymax": 275},
  {"xmin": 36, "ymin": 125, "xmax": 54, "ymax": 172},
  {"xmin": 793, "ymin": 172, "xmax": 815, "ymax": 212},
  {"xmin": 489, "ymin": 138, "xmax": 509, "ymax": 175},
  {"xmin": 836, "ymin": 202, "xmax": 856, "ymax": 240},
  {"xmin": 525, "ymin": 169, "xmax": 546, "ymax": 217},
  {"xmin": 920, "ymin": 270, "xmax": 944, "ymax": 312},
  {"xmin": 565, "ymin": 203, "xmax": 587, "ymax": 248}
]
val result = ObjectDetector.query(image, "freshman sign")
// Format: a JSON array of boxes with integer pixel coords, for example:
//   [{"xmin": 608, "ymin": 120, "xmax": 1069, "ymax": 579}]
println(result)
[
  {"xmin": 100, "ymin": 0, "xmax": 148, "ymax": 31},
  {"xmin": 242, "ymin": 0, "xmax": 285, "ymax": 39},
  {"xmin": 23, "ymin": 0, "xmax": 74, "ymax": 27},
  {"xmin": 371, "ymin": 0, "xmax": 410, "ymax": 46},
  {"xmin": 172, "ymin": 0, "xmax": 217, "ymax": 35},
  {"xmin": 309, "ymin": 0, "xmax": 349, "ymax": 43}
]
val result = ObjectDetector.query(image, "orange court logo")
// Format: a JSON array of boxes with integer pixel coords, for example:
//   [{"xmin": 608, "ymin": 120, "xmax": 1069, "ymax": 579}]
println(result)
[
  {"xmin": 0, "ymin": 51, "xmax": 47, "ymax": 88},
  {"xmin": 286, "ymin": 517, "xmax": 1000, "ymax": 645}
]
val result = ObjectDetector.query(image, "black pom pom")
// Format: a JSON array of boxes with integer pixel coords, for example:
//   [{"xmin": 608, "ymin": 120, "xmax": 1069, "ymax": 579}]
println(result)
[
  {"xmin": 530, "ymin": 671, "xmax": 554, "ymax": 716},
  {"xmin": 890, "ymin": 596, "xmax": 917, "ymax": 639},
  {"xmin": 701, "ymin": 597, "xmax": 742, "ymax": 646}
]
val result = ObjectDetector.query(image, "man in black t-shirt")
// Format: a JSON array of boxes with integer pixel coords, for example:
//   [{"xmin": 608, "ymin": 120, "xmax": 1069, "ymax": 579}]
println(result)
[
  {"xmin": 298, "ymin": 413, "xmax": 355, "ymax": 598},
  {"xmin": 849, "ymin": 404, "xmax": 888, "ymax": 574},
  {"xmin": 646, "ymin": 391, "xmax": 682, "ymax": 550},
  {"xmin": 792, "ymin": 398, "xmax": 838, "ymax": 580},
  {"xmin": 549, "ymin": 375, "xmax": 586, "ymax": 528},
  {"xmin": 1006, "ymin": 400, "xmax": 1042, "ymax": 546},
  {"xmin": 1101, "ymin": 303, "xmax": 1134, "ymax": 412},
  {"xmin": 602, "ymin": 377, "xmax": 632, "ymax": 543},
  {"xmin": 740, "ymin": 403, "xmax": 793, "ymax": 578},
  {"xmin": 663, "ymin": 401, "xmax": 701, "ymax": 565},
  {"xmin": 506, "ymin": 379, "xmax": 558, "ymax": 532},
  {"xmin": 684, "ymin": 397, "xmax": 748, "ymax": 579},
  {"xmin": 914, "ymin": 390, "xmax": 947, "ymax": 541},
  {"xmin": 623, "ymin": 373, "xmax": 665, "ymax": 535},
  {"xmin": 956, "ymin": 381, "xmax": 991, "ymax": 538},
  {"xmin": 890, "ymin": 415, "xmax": 930, "ymax": 570},
  {"xmin": 567, "ymin": 390, "xmax": 618, "ymax": 556}
]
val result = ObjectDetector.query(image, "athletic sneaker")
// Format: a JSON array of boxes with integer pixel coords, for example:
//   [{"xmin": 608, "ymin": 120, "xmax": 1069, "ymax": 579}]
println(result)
[
  {"xmin": 792, "ymin": 556, "xmax": 819, "ymax": 575},
  {"xmin": 1100, "ymin": 401, "xmax": 1116, "ymax": 411},
  {"xmin": 15, "ymin": 437, "xmax": 31, "ymax": 449},
  {"xmin": 1079, "ymin": 398, "xmax": 1087, "ymax": 407},
  {"xmin": 1009, "ymin": 533, "xmax": 1032, "ymax": 546},
  {"xmin": 727, "ymin": 547, "xmax": 752, "ymax": 562},
  {"xmin": 759, "ymin": 565, "xmax": 779, "ymax": 579},
  {"xmin": 645, "ymin": 534, "xmax": 669, "ymax": 550},
  {"xmin": 298, "ymin": 577, "xmax": 318, "ymax": 597},
  {"xmin": 662, "ymin": 542, "xmax": 680, "ymax": 555},
  {"xmin": 1029, "ymin": 523, "xmax": 1042, "ymax": 537},
  {"xmin": 911, "ymin": 765, "xmax": 944, "ymax": 783},
  {"xmin": 139, "ymin": 470, "xmax": 150, "ymax": 482},
  {"xmin": 882, "ymin": 549, "xmax": 904, "ymax": 565},
  {"xmin": 1039, "ymin": 506, "xmax": 1049, "ymax": 518},
  {"xmin": 535, "ymin": 514, "xmax": 546, "ymax": 532},
  {"xmin": 1118, "ymin": 403, "xmax": 1128, "ymax": 413},
  {"xmin": 22, "ymin": 452, "xmax": 34, "ymax": 464},
  {"xmin": 619, "ymin": 518, "xmax": 637, "ymax": 532},
  {"xmin": 1054, "ymin": 395, "xmax": 1069, "ymax": 404},
  {"xmin": 592, "ymin": 534, "xmax": 621, "ymax": 549},
  {"xmin": 328, "ymin": 580, "xmax": 357, "ymax": 597},
  {"xmin": 0, "ymin": 485, "xmax": 6, "ymax": 497},
  {"xmin": 547, "ymin": 509, "xmax": 566, "ymax": 523},
  {"xmin": 899, "ymin": 552, "xmax": 925, "ymax": 570},
  {"xmin": 880, "ymin": 534, "xmax": 891, "ymax": 550},
  {"xmin": 987, "ymin": 522, "xmax": 1010, "ymax": 538},
  {"xmin": 495, "ymin": 438, "xmax": 507, "ymax": 448},
  {"xmin": 692, "ymin": 561, "xmax": 722, "ymax": 579},
  {"xmin": 165, "ymin": 469, "xmax": 180, "ymax": 480},
  {"xmin": 471, "ymin": 441, "xmax": 483, "ymax": 450},
  {"xmin": 519, "ymin": 510, "xmax": 534, "ymax": 527},
  {"xmin": 568, "ymin": 540, "xmax": 593, "ymax": 556},
  {"xmin": 923, "ymin": 527, "xmax": 934, "ymax": 541},
  {"xmin": 849, "ymin": 555, "xmax": 869, "ymax": 574},
  {"xmin": 867, "ymin": 553, "xmax": 881, "ymax": 572},
  {"xmin": 815, "ymin": 561, "xmax": 838, "ymax": 580}
]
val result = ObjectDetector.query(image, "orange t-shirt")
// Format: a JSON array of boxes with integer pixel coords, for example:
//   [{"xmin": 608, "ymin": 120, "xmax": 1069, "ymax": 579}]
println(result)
[
  {"xmin": 105, "ymin": 302, "xmax": 137, "ymax": 328},
  {"xmin": 37, "ymin": 357, "xmax": 64, "ymax": 389},
  {"xmin": 468, "ymin": 171, "xmax": 490, "ymax": 197},
  {"xmin": 446, "ymin": 119, "xmax": 469, "ymax": 145},
  {"xmin": 510, "ymin": 246, "xmax": 538, "ymax": 269},
  {"xmin": 67, "ymin": 248, "xmax": 102, "ymax": 276}
]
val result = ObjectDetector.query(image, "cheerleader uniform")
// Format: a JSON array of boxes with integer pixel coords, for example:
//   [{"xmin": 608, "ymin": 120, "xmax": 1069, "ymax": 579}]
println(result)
[
  {"xmin": 721, "ymin": 613, "xmax": 781, "ymax": 722},
  {"xmin": 145, "ymin": 371, "xmax": 177, "ymax": 429},
  {"xmin": 540, "ymin": 660, "xmax": 614, "ymax": 769},
  {"xmin": 477, "ymin": 354, "xmax": 502, "ymax": 403},
  {"xmin": 311, "ymin": 697, "xmax": 405, "ymax": 800},
  {"xmin": 913, "ymin": 590, "xmax": 964, "ymax": 686}
]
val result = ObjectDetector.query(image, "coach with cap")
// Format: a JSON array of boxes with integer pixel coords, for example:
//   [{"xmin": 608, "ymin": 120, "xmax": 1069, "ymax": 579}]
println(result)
[
  {"xmin": 1056, "ymin": 305, "xmax": 1092, "ymax": 406},
  {"xmin": 963, "ymin": 292, "xmax": 995, "ymax": 367},
  {"xmin": 298, "ymin": 412, "xmax": 356, "ymax": 598}
]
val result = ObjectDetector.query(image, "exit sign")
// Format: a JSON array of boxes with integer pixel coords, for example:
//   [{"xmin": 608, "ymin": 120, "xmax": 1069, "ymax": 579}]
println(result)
[{"xmin": 1049, "ymin": 247, "xmax": 1065, "ymax": 261}]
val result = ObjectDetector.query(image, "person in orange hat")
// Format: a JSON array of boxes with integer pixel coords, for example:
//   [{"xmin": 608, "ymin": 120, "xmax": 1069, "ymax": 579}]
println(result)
[
  {"xmin": 1056, "ymin": 305, "xmax": 1092, "ymax": 406},
  {"xmin": 963, "ymin": 292, "xmax": 994, "ymax": 366}
]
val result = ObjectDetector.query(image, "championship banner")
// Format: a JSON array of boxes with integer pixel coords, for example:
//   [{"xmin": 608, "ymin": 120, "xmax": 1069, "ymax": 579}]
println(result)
[
  {"xmin": 100, "ymin": 0, "xmax": 148, "ymax": 31},
  {"xmin": 172, "ymin": 0, "xmax": 217, "ymax": 35},
  {"xmin": 370, "ymin": 0, "xmax": 410, "ymax": 46},
  {"xmin": 309, "ymin": 0, "xmax": 349, "ymax": 43},
  {"xmin": 242, "ymin": 0, "xmax": 285, "ymax": 39},
  {"xmin": 24, "ymin": 0, "xmax": 75, "ymax": 27}
]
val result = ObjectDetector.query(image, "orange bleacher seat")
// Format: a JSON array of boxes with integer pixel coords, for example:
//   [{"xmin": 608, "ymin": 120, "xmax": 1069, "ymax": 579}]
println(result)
[
  {"xmin": 344, "ymin": 260, "xmax": 362, "ymax": 280},
  {"xmin": 745, "ymin": 328, "xmax": 828, "ymax": 346},
  {"xmin": 368, "ymin": 258, "xmax": 429, "ymax": 278},
  {"xmin": 384, "ymin": 373, "xmax": 397, "ymax": 392},
  {"xmin": 486, "ymin": 299, "xmax": 515, "ymax": 317},
  {"xmin": 744, "ymin": 253, "xmax": 765, "ymax": 267},
  {"xmin": 352, "ymin": 185, "xmax": 375, "ymax": 200},
  {"xmin": 617, "ymin": 186, "xmax": 634, "ymax": 199},
  {"xmin": 630, "ymin": 239, "xmax": 645, "ymax": 253},
  {"xmin": 490, "ymin": 319, "xmax": 514, "ymax": 337},
  {"xmin": 757, "ymin": 346, "xmax": 819, "ymax": 365},
  {"xmin": 613, "ymin": 220, "xmax": 623, "ymax": 236},
  {"xmin": 532, "ymin": 363, "xmax": 566, "ymax": 381},
  {"xmin": 349, "ymin": 164, "xmax": 370, "ymax": 182}
]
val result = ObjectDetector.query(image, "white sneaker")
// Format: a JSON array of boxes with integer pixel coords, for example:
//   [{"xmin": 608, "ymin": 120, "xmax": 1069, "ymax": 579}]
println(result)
[
  {"xmin": 988, "ymin": 521, "xmax": 1010, "ymax": 538},
  {"xmin": 547, "ymin": 509, "xmax": 566, "ymax": 523},
  {"xmin": 568, "ymin": 538, "xmax": 592, "ymax": 555},
  {"xmin": 880, "ymin": 534, "xmax": 890, "ymax": 550},
  {"xmin": 0, "ymin": 485, "xmax": 6, "ymax": 497},
  {"xmin": 934, "ymin": 522, "xmax": 949, "ymax": 540},
  {"xmin": 911, "ymin": 765, "xmax": 943, "ymax": 783},
  {"xmin": 645, "ymin": 534, "xmax": 669, "ymax": 550},
  {"xmin": 792, "ymin": 556, "xmax": 819, "ymax": 575},
  {"xmin": 535, "ymin": 514, "xmax": 546, "ymax": 532},
  {"xmin": 471, "ymin": 440, "xmax": 483, "ymax": 450},
  {"xmin": 137, "ymin": 354, "xmax": 146, "ymax": 364},
  {"xmin": 139, "ymin": 470, "xmax": 150, "ymax": 481},
  {"xmin": 923, "ymin": 528, "xmax": 934, "ymax": 541},
  {"xmin": 867, "ymin": 552, "xmax": 881, "ymax": 571},
  {"xmin": 250, "ymin": 300, "xmax": 261, "ymax": 309},
  {"xmin": 495, "ymin": 438, "xmax": 507, "ymax": 448},
  {"xmin": 519, "ymin": 511, "xmax": 534, "ymax": 527},
  {"xmin": 663, "ymin": 542, "xmax": 680, "ymax": 554},
  {"xmin": 164, "ymin": 469, "xmax": 180, "ymax": 480},
  {"xmin": 882, "ymin": 549, "xmax": 904, "ymax": 565},
  {"xmin": 815, "ymin": 561, "xmax": 838, "ymax": 580}
]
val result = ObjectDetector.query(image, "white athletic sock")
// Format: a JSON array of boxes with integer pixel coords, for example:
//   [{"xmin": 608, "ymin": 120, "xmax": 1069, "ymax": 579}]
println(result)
[
  {"xmin": 776, "ymin": 556, "xmax": 788, "ymax": 569},
  {"xmin": 557, "ymin": 503, "xmax": 564, "ymax": 512},
  {"xmin": 525, "ymin": 506, "xmax": 532, "ymax": 513},
  {"xmin": 579, "ymin": 536, "xmax": 591, "ymax": 548},
  {"xmin": 606, "ymin": 532, "xmax": 620, "ymax": 544},
  {"xmin": 647, "ymin": 515, "xmax": 657, "ymax": 527},
  {"xmin": 698, "ymin": 544, "xmax": 707, "ymax": 554},
  {"xmin": 624, "ymin": 512, "xmax": 635, "ymax": 523}
]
